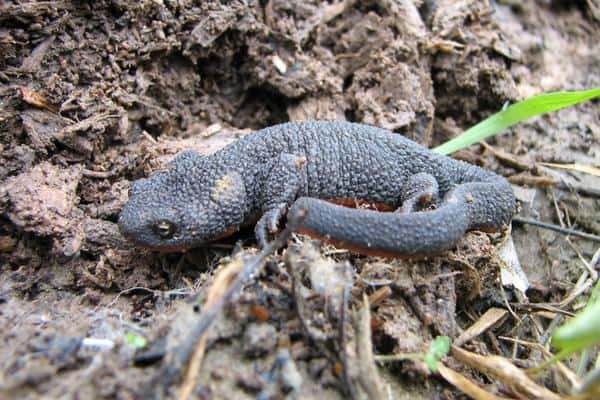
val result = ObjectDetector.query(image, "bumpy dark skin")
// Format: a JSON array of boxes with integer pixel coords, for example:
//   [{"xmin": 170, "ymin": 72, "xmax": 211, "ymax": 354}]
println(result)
[{"xmin": 118, "ymin": 121, "xmax": 516, "ymax": 256}]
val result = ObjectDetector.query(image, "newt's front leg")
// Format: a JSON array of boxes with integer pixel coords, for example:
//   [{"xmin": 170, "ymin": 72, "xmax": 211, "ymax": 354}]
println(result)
[
  {"xmin": 397, "ymin": 172, "xmax": 440, "ymax": 213},
  {"xmin": 255, "ymin": 153, "xmax": 308, "ymax": 247}
]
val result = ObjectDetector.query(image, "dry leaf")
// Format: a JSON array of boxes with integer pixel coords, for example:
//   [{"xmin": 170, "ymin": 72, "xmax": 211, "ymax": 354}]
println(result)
[{"xmin": 19, "ymin": 86, "xmax": 58, "ymax": 113}]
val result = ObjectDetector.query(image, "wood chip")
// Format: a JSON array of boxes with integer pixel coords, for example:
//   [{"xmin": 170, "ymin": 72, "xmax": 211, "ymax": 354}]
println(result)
[
  {"xmin": 367, "ymin": 286, "xmax": 392, "ymax": 308},
  {"xmin": 455, "ymin": 308, "xmax": 508, "ymax": 346}
]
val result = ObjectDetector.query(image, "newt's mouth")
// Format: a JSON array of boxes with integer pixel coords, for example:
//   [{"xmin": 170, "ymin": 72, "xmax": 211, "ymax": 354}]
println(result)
[
  {"xmin": 120, "ymin": 226, "xmax": 241, "ymax": 253},
  {"xmin": 119, "ymin": 230, "xmax": 190, "ymax": 253}
]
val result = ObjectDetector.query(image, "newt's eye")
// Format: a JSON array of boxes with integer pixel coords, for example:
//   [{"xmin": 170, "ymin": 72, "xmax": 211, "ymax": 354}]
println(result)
[{"xmin": 153, "ymin": 220, "xmax": 176, "ymax": 239}]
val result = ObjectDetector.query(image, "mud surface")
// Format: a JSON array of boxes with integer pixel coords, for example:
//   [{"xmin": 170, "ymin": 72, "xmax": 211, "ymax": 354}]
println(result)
[{"xmin": 1, "ymin": 1, "xmax": 599, "ymax": 399}]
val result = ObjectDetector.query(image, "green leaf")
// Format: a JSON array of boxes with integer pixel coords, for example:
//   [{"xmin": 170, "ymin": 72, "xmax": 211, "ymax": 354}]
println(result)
[
  {"xmin": 434, "ymin": 87, "xmax": 600, "ymax": 155},
  {"xmin": 424, "ymin": 336, "xmax": 451, "ymax": 373},
  {"xmin": 552, "ymin": 299, "xmax": 600, "ymax": 353},
  {"xmin": 126, "ymin": 332, "xmax": 148, "ymax": 349},
  {"xmin": 531, "ymin": 284, "xmax": 600, "ymax": 374}
]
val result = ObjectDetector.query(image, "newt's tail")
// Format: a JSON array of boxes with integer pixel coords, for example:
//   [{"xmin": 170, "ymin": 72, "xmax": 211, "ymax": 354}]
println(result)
[{"xmin": 288, "ymin": 180, "xmax": 515, "ymax": 258}]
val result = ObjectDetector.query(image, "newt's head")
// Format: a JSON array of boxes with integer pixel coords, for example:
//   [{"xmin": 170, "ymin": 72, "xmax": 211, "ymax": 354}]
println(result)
[{"xmin": 118, "ymin": 151, "xmax": 247, "ymax": 252}]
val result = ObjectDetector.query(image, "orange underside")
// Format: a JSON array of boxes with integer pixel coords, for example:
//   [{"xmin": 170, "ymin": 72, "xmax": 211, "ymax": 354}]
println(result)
[{"xmin": 324, "ymin": 198, "xmax": 395, "ymax": 211}]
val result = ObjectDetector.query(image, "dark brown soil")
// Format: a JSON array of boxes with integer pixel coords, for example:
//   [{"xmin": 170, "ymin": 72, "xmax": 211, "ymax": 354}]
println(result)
[{"xmin": 0, "ymin": 1, "xmax": 598, "ymax": 399}]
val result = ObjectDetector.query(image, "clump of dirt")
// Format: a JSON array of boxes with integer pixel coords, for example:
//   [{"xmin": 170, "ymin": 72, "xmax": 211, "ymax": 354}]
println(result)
[
  {"xmin": 1, "ymin": 0, "xmax": 599, "ymax": 399},
  {"xmin": 2, "ymin": 161, "xmax": 83, "ymax": 255}
]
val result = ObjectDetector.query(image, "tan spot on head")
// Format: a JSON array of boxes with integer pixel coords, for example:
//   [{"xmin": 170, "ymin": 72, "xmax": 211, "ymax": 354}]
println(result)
[
  {"xmin": 211, "ymin": 174, "xmax": 234, "ymax": 202},
  {"xmin": 294, "ymin": 156, "xmax": 307, "ymax": 169}
]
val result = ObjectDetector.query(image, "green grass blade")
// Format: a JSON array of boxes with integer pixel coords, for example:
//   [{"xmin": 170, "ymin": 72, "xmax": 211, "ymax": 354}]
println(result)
[
  {"xmin": 433, "ymin": 87, "xmax": 600, "ymax": 155},
  {"xmin": 551, "ymin": 299, "xmax": 600, "ymax": 354}
]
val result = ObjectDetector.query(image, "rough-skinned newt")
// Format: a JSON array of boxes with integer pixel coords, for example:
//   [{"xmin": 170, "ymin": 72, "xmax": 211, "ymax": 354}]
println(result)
[{"xmin": 118, "ymin": 121, "xmax": 516, "ymax": 257}]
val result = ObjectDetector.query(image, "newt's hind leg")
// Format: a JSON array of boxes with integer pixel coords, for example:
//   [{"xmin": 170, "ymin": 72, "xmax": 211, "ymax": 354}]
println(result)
[
  {"xmin": 255, "ymin": 153, "xmax": 308, "ymax": 247},
  {"xmin": 397, "ymin": 172, "xmax": 439, "ymax": 213}
]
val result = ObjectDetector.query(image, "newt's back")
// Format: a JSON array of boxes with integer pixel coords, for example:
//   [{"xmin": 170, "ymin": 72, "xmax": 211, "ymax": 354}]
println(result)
[{"xmin": 225, "ymin": 121, "xmax": 488, "ymax": 202}]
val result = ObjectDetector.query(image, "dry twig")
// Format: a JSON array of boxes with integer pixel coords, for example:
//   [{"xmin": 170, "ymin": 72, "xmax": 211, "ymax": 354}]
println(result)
[
  {"xmin": 513, "ymin": 216, "xmax": 600, "ymax": 243},
  {"xmin": 355, "ymin": 295, "xmax": 387, "ymax": 400}
]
